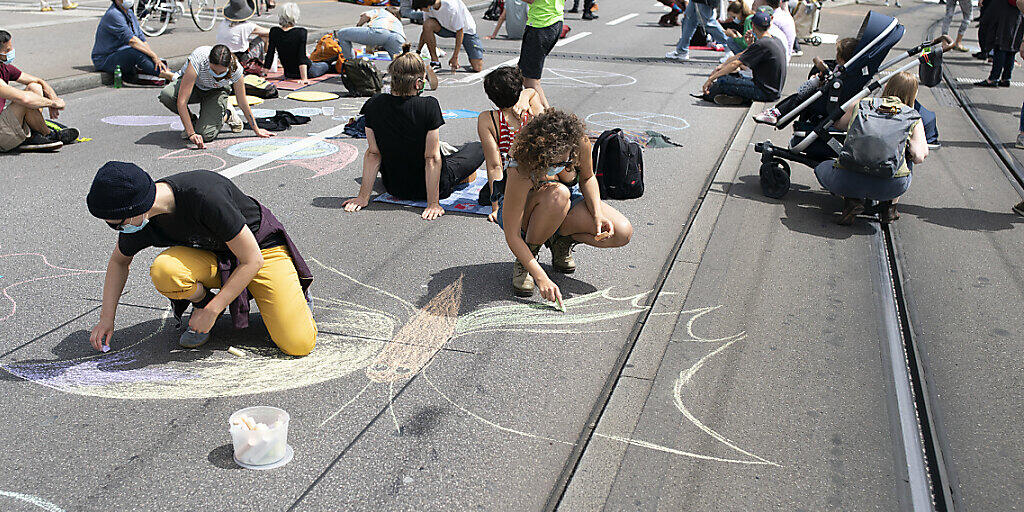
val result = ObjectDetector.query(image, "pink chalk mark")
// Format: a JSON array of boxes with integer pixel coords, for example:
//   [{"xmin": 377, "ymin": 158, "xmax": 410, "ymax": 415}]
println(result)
[{"xmin": 0, "ymin": 251, "xmax": 104, "ymax": 323}]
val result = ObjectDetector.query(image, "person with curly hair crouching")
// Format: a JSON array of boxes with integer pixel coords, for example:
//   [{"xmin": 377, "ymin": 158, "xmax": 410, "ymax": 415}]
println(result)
[{"xmin": 497, "ymin": 109, "xmax": 632, "ymax": 301}]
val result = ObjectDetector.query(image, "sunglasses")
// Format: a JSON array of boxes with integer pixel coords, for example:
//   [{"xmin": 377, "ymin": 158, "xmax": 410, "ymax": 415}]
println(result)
[
  {"xmin": 551, "ymin": 160, "xmax": 573, "ymax": 168},
  {"xmin": 106, "ymin": 219, "xmax": 128, "ymax": 231}
]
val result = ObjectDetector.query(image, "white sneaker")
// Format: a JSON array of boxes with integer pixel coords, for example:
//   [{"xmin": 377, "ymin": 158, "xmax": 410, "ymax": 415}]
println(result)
[
  {"xmin": 665, "ymin": 50, "xmax": 689, "ymax": 61},
  {"xmin": 719, "ymin": 51, "xmax": 734, "ymax": 63}
]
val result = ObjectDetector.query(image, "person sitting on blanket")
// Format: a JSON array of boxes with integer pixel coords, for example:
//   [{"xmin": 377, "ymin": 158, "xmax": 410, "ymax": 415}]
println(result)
[
  {"xmin": 217, "ymin": 0, "xmax": 271, "ymax": 72},
  {"xmin": 696, "ymin": 10, "xmax": 786, "ymax": 105},
  {"xmin": 86, "ymin": 162, "xmax": 317, "ymax": 355},
  {"xmin": 342, "ymin": 45, "xmax": 485, "ymax": 220},
  {"xmin": 159, "ymin": 45, "xmax": 273, "ymax": 148},
  {"xmin": 0, "ymin": 30, "xmax": 80, "ymax": 153},
  {"xmin": 497, "ymin": 109, "xmax": 632, "ymax": 298},
  {"xmin": 753, "ymin": 37, "xmax": 857, "ymax": 125},
  {"xmin": 264, "ymin": 3, "xmax": 334, "ymax": 83},
  {"xmin": 477, "ymin": 66, "xmax": 545, "ymax": 223},
  {"xmin": 334, "ymin": 6, "xmax": 407, "ymax": 60}
]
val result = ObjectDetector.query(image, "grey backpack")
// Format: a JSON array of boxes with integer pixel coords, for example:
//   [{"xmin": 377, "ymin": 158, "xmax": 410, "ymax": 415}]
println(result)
[{"xmin": 837, "ymin": 97, "xmax": 921, "ymax": 178}]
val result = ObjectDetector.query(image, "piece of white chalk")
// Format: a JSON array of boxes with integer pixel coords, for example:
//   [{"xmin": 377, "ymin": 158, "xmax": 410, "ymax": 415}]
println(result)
[
  {"xmin": 227, "ymin": 347, "xmax": 246, "ymax": 357},
  {"xmin": 101, "ymin": 345, "xmax": 110, "ymax": 353}
]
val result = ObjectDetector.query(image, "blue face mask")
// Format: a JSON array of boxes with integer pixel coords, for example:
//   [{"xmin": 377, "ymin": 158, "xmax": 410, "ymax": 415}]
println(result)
[
  {"xmin": 1, "ymin": 48, "xmax": 14, "ymax": 65},
  {"xmin": 118, "ymin": 218, "xmax": 149, "ymax": 234},
  {"xmin": 546, "ymin": 165, "xmax": 566, "ymax": 177},
  {"xmin": 211, "ymin": 68, "xmax": 228, "ymax": 79}
]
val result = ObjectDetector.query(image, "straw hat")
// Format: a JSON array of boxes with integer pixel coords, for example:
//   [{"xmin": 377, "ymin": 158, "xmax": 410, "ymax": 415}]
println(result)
[{"xmin": 223, "ymin": 0, "xmax": 255, "ymax": 22}]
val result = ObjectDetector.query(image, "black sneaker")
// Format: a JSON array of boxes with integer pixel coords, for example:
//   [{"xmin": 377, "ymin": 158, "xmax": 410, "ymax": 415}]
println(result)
[
  {"xmin": 582, "ymin": 11, "xmax": 597, "ymax": 19},
  {"xmin": 53, "ymin": 127, "xmax": 80, "ymax": 145},
  {"xmin": 713, "ymin": 94, "xmax": 748, "ymax": 106},
  {"xmin": 429, "ymin": 61, "xmax": 442, "ymax": 71},
  {"xmin": 18, "ymin": 132, "xmax": 62, "ymax": 152},
  {"xmin": 998, "ymin": 79, "xmax": 1011, "ymax": 87}
]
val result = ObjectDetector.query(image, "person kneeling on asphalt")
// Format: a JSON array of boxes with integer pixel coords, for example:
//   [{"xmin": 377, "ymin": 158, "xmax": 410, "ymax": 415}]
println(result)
[
  {"xmin": 342, "ymin": 45, "xmax": 482, "ymax": 221},
  {"xmin": 498, "ymin": 109, "xmax": 633, "ymax": 299},
  {"xmin": 0, "ymin": 30, "xmax": 78, "ymax": 152},
  {"xmin": 696, "ymin": 10, "xmax": 786, "ymax": 106},
  {"xmin": 814, "ymin": 72, "xmax": 928, "ymax": 225},
  {"xmin": 159, "ymin": 45, "xmax": 272, "ymax": 148},
  {"xmin": 87, "ymin": 162, "xmax": 318, "ymax": 356},
  {"xmin": 91, "ymin": 0, "xmax": 177, "ymax": 84},
  {"xmin": 333, "ymin": 6, "xmax": 407, "ymax": 60},
  {"xmin": 412, "ymin": 0, "xmax": 485, "ymax": 72}
]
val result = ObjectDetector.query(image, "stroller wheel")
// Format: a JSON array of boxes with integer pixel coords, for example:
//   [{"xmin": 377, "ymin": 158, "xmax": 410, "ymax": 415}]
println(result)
[
  {"xmin": 759, "ymin": 159, "xmax": 791, "ymax": 199},
  {"xmin": 810, "ymin": 36, "xmax": 821, "ymax": 46}
]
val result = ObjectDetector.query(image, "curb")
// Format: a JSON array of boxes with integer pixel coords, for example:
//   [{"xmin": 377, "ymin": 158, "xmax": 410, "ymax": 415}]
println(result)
[{"xmin": 49, "ymin": 1, "xmax": 491, "ymax": 96}]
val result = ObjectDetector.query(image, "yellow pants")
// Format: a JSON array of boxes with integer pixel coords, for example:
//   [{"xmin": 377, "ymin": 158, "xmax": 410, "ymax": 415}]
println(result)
[{"xmin": 149, "ymin": 245, "xmax": 317, "ymax": 356}]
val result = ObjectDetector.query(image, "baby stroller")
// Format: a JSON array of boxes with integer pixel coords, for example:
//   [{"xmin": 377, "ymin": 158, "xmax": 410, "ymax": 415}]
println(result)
[{"xmin": 753, "ymin": 11, "xmax": 951, "ymax": 198}]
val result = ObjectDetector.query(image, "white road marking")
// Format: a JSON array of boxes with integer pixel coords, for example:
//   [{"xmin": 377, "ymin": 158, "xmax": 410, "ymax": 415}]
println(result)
[
  {"xmin": 555, "ymin": 31, "xmax": 591, "ymax": 47},
  {"xmin": 219, "ymin": 124, "xmax": 348, "ymax": 179},
  {"xmin": 956, "ymin": 77, "xmax": 1023, "ymax": 87},
  {"xmin": 2, "ymin": 16, "xmax": 97, "ymax": 29},
  {"xmin": 606, "ymin": 12, "xmax": 638, "ymax": 25},
  {"xmin": 454, "ymin": 56, "xmax": 519, "ymax": 84}
]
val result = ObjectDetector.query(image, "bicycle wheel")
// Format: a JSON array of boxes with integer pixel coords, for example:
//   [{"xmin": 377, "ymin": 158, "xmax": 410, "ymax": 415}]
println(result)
[
  {"xmin": 137, "ymin": 0, "xmax": 171, "ymax": 37},
  {"xmin": 190, "ymin": 0, "xmax": 222, "ymax": 32}
]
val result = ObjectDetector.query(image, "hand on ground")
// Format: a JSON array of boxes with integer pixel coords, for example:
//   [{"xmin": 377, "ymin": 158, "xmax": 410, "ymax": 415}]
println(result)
[
  {"xmin": 89, "ymin": 318, "xmax": 114, "ymax": 351},
  {"xmin": 422, "ymin": 204, "xmax": 445, "ymax": 220},
  {"xmin": 342, "ymin": 196, "xmax": 369, "ymax": 212}
]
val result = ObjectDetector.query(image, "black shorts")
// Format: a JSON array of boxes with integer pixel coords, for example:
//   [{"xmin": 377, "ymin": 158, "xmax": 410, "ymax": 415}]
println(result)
[{"xmin": 518, "ymin": 21, "xmax": 563, "ymax": 80}]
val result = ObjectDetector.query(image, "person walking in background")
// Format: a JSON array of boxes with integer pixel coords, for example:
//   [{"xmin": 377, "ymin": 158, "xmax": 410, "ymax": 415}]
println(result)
[
  {"xmin": 38, "ymin": 0, "xmax": 76, "ymax": 12},
  {"xmin": 665, "ymin": 0, "xmax": 733, "ymax": 61},
  {"xmin": 518, "ymin": 0, "xmax": 564, "ymax": 107},
  {"xmin": 567, "ymin": 0, "xmax": 597, "ymax": 20},
  {"xmin": 92, "ymin": 0, "xmax": 177, "ymax": 84},
  {"xmin": 657, "ymin": 0, "xmax": 683, "ymax": 27},
  {"xmin": 974, "ymin": 0, "xmax": 1023, "ymax": 87},
  {"xmin": 941, "ymin": 0, "xmax": 973, "ymax": 52},
  {"xmin": 413, "ymin": 0, "xmax": 485, "ymax": 72}
]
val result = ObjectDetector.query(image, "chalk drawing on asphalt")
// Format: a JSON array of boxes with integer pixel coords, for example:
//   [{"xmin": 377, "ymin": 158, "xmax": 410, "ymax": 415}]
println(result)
[
  {"xmin": 585, "ymin": 111, "xmax": 690, "ymax": 132},
  {"xmin": 0, "ymin": 247, "xmax": 104, "ymax": 323},
  {"xmin": 0, "ymin": 490, "xmax": 65, "ymax": 512},
  {"xmin": 157, "ymin": 136, "xmax": 359, "ymax": 179}
]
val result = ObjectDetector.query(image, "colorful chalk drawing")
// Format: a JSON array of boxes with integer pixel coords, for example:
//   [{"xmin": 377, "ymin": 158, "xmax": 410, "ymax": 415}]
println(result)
[
  {"xmin": 441, "ymin": 109, "xmax": 481, "ymax": 120},
  {"xmin": 157, "ymin": 136, "xmax": 359, "ymax": 179},
  {"xmin": 0, "ymin": 247, "xmax": 104, "ymax": 323},
  {"xmin": 585, "ymin": 111, "xmax": 691, "ymax": 132},
  {"xmin": 1, "ymin": 253, "xmax": 775, "ymax": 467},
  {"xmin": 101, "ymin": 115, "xmax": 184, "ymax": 131},
  {"xmin": 0, "ymin": 490, "xmax": 64, "ymax": 512},
  {"xmin": 439, "ymin": 67, "xmax": 637, "ymax": 89}
]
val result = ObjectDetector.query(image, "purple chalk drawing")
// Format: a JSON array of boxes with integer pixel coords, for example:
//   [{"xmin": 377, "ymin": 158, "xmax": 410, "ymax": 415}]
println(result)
[
  {"xmin": 101, "ymin": 115, "xmax": 184, "ymax": 131},
  {"xmin": 5, "ymin": 346, "xmax": 194, "ymax": 388},
  {"xmin": 0, "ymin": 248, "xmax": 103, "ymax": 323}
]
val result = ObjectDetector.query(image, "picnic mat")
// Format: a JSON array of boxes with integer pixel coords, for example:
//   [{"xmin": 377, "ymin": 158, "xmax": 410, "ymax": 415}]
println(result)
[
  {"xmin": 230, "ymin": 95, "xmax": 264, "ymax": 106},
  {"xmin": 265, "ymin": 71, "xmax": 335, "ymax": 91},
  {"xmin": 373, "ymin": 174, "xmax": 491, "ymax": 215}
]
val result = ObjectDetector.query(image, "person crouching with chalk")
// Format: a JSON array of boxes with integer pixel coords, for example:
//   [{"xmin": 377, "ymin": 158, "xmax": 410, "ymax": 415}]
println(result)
[
  {"xmin": 495, "ymin": 109, "xmax": 632, "ymax": 302},
  {"xmin": 86, "ymin": 162, "xmax": 317, "ymax": 356}
]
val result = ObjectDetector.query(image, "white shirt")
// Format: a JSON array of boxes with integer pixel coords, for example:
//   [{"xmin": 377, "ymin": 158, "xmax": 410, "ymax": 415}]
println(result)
[
  {"xmin": 363, "ymin": 8, "xmax": 406, "ymax": 38},
  {"xmin": 771, "ymin": 6, "xmax": 796, "ymax": 57},
  {"xmin": 217, "ymin": 21, "xmax": 259, "ymax": 53},
  {"xmin": 426, "ymin": 0, "xmax": 477, "ymax": 35}
]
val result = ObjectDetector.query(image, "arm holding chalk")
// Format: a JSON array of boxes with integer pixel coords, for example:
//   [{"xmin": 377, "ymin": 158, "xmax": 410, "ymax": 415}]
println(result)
[
  {"xmin": 575, "ymin": 136, "xmax": 614, "ymax": 242},
  {"xmin": 90, "ymin": 244, "xmax": 133, "ymax": 352}
]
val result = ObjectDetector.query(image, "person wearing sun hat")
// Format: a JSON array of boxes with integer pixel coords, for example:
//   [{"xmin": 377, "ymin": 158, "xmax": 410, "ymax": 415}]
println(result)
[
  {"xmin": 86, "ymin": 162, "xmax": 317, "ymax": 357},
  {"xmin": 217, "ymin": 0, "xmax": 270, "ymax": 68}
]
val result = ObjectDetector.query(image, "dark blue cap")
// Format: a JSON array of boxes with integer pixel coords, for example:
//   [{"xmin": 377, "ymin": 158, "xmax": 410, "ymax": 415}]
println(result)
[{"xmin": 87, "ymin": 161, "xmax": 157, "ymax": 220}]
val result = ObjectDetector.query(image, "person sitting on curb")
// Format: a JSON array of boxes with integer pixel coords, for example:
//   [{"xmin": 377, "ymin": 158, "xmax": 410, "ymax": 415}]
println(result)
[
  {"xmin": 499, "ymin": 109, "xmax": 632, "ymax": 299},
  {"xmin": 477, "ymin": 66, "xmax": 545, "ymax": 223},
  {"xmin": 695, "ymin": 10, "xmax": 786, "ymax": 105},
  {"xmin": 0, "ymin": 30, "xmax": 78, "ymax": 152},
  {"xmin": 412, "ymin": 0, "xmax": 485, "ymax": 72},
  {"xmin": 264, "ymin": 3, "xmax": 334, "ymax": 82},
  {"xmin": 160, "ymin": 45, "xmax": 272, "ymax": 148},
  {"xmin": 333, "ymin": 6, "xmax": 407, "ymax": 60},
  {"xmin": 814, "ymin": 72, "xmax": 928, "ymax": 225},
  {"xmin": 86, "ymin": 162, "xmax": 317, "ymax": 355},
  {"xmin": 342, "ymin": 45, "xmax": 482, "ymax": 221},
  {"xmin": 92, "ymin": 0, "xmax": 177, "ymax": 84},
  {"xmin": 217, "ymin": 0, "xmax": 271, "ymax": 72}
]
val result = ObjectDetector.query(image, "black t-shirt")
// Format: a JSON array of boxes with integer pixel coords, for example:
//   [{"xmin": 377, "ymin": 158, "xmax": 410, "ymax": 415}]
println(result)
[
  {"xmin": 360, "ymin": 94, "xmax": 446, "ymax": 200},
  {"xmin": 117, "ymin": 170, "xmax": 282, "ymax": 257},
  {"xmin": 264, "ymin": 27, "xmax": 312, "ymax": 79},
  {"xmin": 739, "ymin": 35, "xmax": 787, "ymax": 99}
]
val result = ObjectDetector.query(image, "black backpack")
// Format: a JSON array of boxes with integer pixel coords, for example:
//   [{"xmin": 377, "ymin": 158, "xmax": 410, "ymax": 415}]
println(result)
[
  {"xmin": 483, "ymin": 0, "xmax": 503, "ymax": 21},
  {"xmin": 592, "ymin": 129, "xmax": 644, "ymax": 199},
  {"xmin": 340, "ymin": 58, "xmax": 383, "ymax": 97}
]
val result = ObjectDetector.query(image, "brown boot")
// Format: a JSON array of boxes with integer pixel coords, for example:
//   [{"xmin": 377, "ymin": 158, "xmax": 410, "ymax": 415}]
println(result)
[
  {"xmin": 878, "ymin": 201, "xmax": 899, "ymax": 223},
  {"xmin": 546, "ymin": 233, "xmax": 577, "ymax": 274},
  {"xmin": 513, "ymin": 243, "xmax": 542, "ymax": 297},
  {"xmin": 837, "ymin": 198, "xmax": 865, "ymax": 225}
]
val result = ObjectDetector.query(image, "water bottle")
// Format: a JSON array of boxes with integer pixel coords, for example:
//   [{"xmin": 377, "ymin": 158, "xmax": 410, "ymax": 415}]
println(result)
[{"xmin": 113, "ymin": 65, "xmax": 122, "ymax": 89}]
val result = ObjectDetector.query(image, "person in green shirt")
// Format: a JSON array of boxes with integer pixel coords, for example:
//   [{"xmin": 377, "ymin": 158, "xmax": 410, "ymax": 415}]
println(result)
[{"xmin": 518, "ymin": 0, "xmax": 564, "ymax": 108}]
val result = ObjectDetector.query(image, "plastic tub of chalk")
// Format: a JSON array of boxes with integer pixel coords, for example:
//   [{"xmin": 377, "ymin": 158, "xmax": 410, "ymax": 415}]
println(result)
[{"xmin": 229, "ymin": 406, "xmax": 293, "ymax": 470}]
